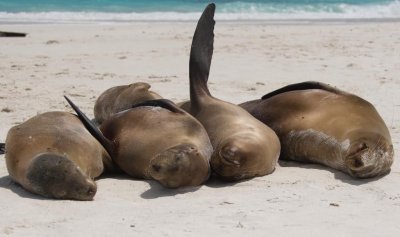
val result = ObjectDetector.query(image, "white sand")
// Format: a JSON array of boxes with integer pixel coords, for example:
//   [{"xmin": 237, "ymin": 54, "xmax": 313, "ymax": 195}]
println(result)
[{"xmin": 0, "ymin": 21, "xmax": 399, "ymax": 236}]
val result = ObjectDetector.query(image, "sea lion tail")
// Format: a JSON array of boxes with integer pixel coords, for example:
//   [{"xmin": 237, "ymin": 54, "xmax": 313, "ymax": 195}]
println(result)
[
  {"xmin": 131, "ymin": 99, "xmax": 185, "ymax": 114},
  {"xmin": 189, "ymin": 3, "xmax": 215, "ymax": 106},
  {"xmin": 64, "ymin": 96, "xmax": 114, "ymax": 157},
  {"xmin": 0, "ymin": 143, "xmax": 5, "ymax": 155}
]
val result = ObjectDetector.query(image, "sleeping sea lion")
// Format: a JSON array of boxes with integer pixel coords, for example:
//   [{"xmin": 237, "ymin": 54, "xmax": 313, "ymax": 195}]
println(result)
[
  {"xmin": 65, "ymin": 97, "xmax": 213, "ymax": 188},
  {"xmin": 4, "ymin": 111, "xmax": 112, "ymax": 200},
  {"xmin": 94, "ymin": 82, "xmax": 162, "ymax": 124},
  {"xmin": 182, "ymin": 3, "xmax": 280, "ymax": 181},
  {"xmin": 240, "ymin": 81, "xmax": 394, "ymax": 178}
]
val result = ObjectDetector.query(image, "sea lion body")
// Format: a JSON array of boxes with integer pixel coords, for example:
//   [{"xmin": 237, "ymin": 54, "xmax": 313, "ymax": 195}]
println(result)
[
  {"xmin": 184, "ymin": 4, "xmax": 280, "ymax": 181},
  {"xmin": 5, "ymin": 112, "xmax": 111, "ymax": 200},
  {"xmin": 100, "ymin": 103, "xmax": 212, "ymax": 188},
  {"xmin": 188, "ymin": 98, "xmax": 281, "ymax": 180},
  {"xmin": 94, "ymin": 82, "xmax": 162, "ymax": 124},
  {"xmin": 66, "ymin": 97, "xmax": 213, "ymax": 188},
  {"xmin": 240, "ymin": 82, "xmax": 394, "ymax": 178}
]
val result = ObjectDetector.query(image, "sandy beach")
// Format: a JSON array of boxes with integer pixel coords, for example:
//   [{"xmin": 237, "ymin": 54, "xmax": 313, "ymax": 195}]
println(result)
[{"xmin": 0, "ymin": 21, "xmax": 399, "ymax": 236}]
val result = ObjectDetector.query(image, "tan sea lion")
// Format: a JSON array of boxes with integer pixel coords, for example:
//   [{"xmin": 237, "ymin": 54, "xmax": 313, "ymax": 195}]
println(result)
[
  {"xmin": 65, "ymin": 97, "xmax": 213, "ymax": 188},
  {"xmin": 182, "ymin": 4, "xmax": 280, "ymax": 181},
  {"xmin": 94, "ymin": 82, "xmax": 162, "ymax": 124},
  {"xmin": 4, "ymin": 111, "xmax": 112, "ymax": 200},
  {"xmin": 240, "ymin": 81, "xmax": 394, "ymax": 178}
]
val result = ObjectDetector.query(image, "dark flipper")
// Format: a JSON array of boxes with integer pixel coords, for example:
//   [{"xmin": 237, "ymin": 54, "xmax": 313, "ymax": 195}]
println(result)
[
  {"xmin": 131, "ymin": 99, "xmax": 185, "ymax": 114},
  {"xmin": 261, "ymin": 81, "xmax": 344, "ymax": 100},
  {"xmin": 0, "ymin": 143, "xmax": 5, "ymax": 155},
  {"xmin": 189, "ymin": 3, "xmax": 215, "ymax": 107},
  {"xmin": 0, "ymin": 31, "xmax": 27, "ymax": 37},
  {"xmin": 64, "ymin": 96, "xmax": 114, "ymax": 157}
]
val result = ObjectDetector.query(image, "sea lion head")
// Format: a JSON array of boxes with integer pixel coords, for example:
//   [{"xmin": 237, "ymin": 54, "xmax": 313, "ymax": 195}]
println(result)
[
  {"xmin": 27, "ymin": 153, "xmax": 97, "ymax": 201},
  {"xmin": 115, "ymin": 82, "xmax": 162, "ymax": 111},
  {"xmin": 211, "ymin": 133, "xmax": 275, "ymax": 181},
  {"xmin": 345, "ymin": 133, "xmax": 394, "ymax": 178},
  {"xmin": 147, "ymin": 144, "xmax": 210, "ymax": 188}
]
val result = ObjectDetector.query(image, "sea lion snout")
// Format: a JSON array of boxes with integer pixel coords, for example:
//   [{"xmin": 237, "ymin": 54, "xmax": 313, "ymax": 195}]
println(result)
[
  {"xmin": 212, "ymin": 136, "xmax": 269, "ymax": 181},
  {"xmin": 53, "ymin": 179, "xmax": 96, "ymax": 201},
  {"xmin": 346, "ymin": 140, "xmax": 394, "ymax": 178},
  {"xmin": 219, "ymin": 145, "xmax": 241, "ymax": 166},
  {"xmin": 148, "ymin": 144, "xmax": 210, "ymax": 188},
  {"xmin": 27, "ymin": 153, "xmax": 97, "ymax": 200}
]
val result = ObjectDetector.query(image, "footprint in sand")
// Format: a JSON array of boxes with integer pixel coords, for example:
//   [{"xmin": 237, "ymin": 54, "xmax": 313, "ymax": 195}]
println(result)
[
  {"xmin": 45, "ymin": 40, "xmax": 59, "ymax": 45},
  {"xmin": 1, "ymin": 107, "xmax": 13, "ymax": 113}
]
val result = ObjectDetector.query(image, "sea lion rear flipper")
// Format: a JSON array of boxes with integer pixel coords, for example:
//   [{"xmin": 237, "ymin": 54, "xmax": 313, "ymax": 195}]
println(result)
[
  {"xmin": 132, "ymin": 99, "xmax": 185, "ymax": 114},
  {"xmin": 0, "ymin": 143, "xmax": 5, "ymax": 154},
  {"xmin": 261, "ymin": 81, "xmax": 344, "ymax": 100},
  {"xmin": 64, "ymin": 96, "xmax": 114, "ymax": 157},
  {"xmin": 189, "ymin": 3, "xmax": 215, "ymax": 106}
]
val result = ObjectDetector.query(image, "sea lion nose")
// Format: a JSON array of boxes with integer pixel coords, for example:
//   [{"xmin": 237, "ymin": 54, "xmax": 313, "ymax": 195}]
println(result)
[
  {"xmin": 82, "ymin": 181, "xmax": 97, "ymax": 200},
  {"xmin": 87, "ymin": 185, "xmax": 97, "ymax": 196},
  {"xmin": 152, "ymin": 164, "xmax": 162, "ymax": 172}
]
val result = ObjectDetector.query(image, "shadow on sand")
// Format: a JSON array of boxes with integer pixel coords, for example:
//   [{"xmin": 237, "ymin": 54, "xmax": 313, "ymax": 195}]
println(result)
[
  {"xmin": 140, "ymin": 180, "xmax": 201, "ymax": 199},
  {"xmin": 98, "ymin": 172, "xmax": 202, "ymax": 199},
  {"xmin": 278, "ymin": 160, "xmax": 390, "ymax": 185},
  {"xmin": 0, "ymin": 175, "xmax": 48, "ymax": 200},
  {"xmin": 204, "ymin": 174, "xmax": 253, "ymax": 188}
]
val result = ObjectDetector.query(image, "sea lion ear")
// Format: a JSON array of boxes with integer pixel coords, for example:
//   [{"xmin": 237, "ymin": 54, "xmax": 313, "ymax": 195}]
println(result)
[
  {"xmin": 131, "ymin": 99, "xmax": 185, "ymax": 114},
  {"xmin": 131, "ymin": 82, "xmax": 151, "ymax": 91},
  {"xmin": 261, "ymin": 81, "xmax": 342, "ymax": 100},
  {"xmin": 64, "ymin": 96, "xmax": 115, "ymax": 157},
  {"xmin": 0, "ymin": 143, "xmax": 5, "ymax": 154}
]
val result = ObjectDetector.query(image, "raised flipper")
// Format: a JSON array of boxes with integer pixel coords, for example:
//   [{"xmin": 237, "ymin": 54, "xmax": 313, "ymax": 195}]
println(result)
[
  {"xmin": 189, "ymin": 3, "xmax": 216, "ymax": 108},
  {"xmin": 261, "ymin": 81, "xmax": 344, "ymax": 100},
  {"xmin": 131, "ymin": 99, "xmax": 185, "ymax": 114},
  {"xmin": 0, "ymin": 143, "xmax": 5, "ymax": 154},
  {"xmin": 64, "ymin": 96, "xmax": 114, "ymax": 157}
]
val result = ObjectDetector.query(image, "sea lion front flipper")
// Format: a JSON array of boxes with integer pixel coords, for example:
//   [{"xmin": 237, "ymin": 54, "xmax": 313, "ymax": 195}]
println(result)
[
  {"xmin": 261, "ymin": 81, "xmax": 344, "ymax": 100},
  {"xmin": 64, "ymin": 96, "xmax": 114, "ymax": 157},
  {"xmin": 0, "ymin": 143, "xmax": 5, "ymax": 154},
  {"xmin": 132, "ymin": 99, "xmax": 185, "ymax": 114},
  {"xmin": 189, "ymin": 3, "xmax": 216, "ymax": 106}
]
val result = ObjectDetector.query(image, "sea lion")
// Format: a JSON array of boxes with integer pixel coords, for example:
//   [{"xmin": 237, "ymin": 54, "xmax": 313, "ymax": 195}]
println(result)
[
  {"xmin": 94, "ymin": 82, "xmax": 162, "ymax": 124},
  {"xmin": 4, "ymin": 111, "xmax": 112, "ymax": 200},
  {"xmin": 182, "ymin": 4, "xmax": 280, "ymax": 181},
  {"xmin": 65, "ymin": 97, "xmax": 213, "ymax": 188},
  {"xmin": 239, "ymin": 81, "xmax": 394, "ymax": 178}
]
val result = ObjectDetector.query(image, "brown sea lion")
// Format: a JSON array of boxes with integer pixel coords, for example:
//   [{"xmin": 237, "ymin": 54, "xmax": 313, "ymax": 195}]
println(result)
[
  {"xmin": 94, "ymin": 82, "xmax": 162, "ymax": 124},
  {"xmin": 240, "ymin": 81, "xmax": 394, "ymax": 178},
  {"xmin": 4, "ymin": 111, "xmax": 112, "ymax": 200},
  {"xmin": 182, "ymin": 4, "xmax": 280, "ymax": 181},
  {"xmin": 65, "ymin": 97, "xmax": 213, "ymax": 188}
]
